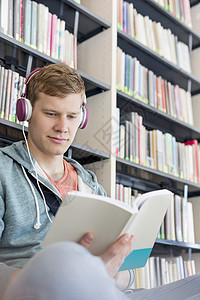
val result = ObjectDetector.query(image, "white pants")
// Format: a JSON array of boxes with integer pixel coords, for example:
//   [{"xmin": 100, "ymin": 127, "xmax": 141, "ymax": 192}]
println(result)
[{"xmin": 4, "ymin": 242, "xmax": 200, "ymax": 300}]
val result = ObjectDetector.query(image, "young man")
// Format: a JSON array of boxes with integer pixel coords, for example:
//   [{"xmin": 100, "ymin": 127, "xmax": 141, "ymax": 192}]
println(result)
[
  {"xmin": 1, "ymin": 64, "xmax": 200, "ymax": 300},
  {"xmin": 0, "ymin": 64, "xmax": 133, "ymax": 299}
]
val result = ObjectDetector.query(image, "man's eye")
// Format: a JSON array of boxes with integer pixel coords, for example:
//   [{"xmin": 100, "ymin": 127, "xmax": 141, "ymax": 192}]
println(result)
[
  {"xmin": 46, "ymin": 113, "xmax": 56, "ymax": 117},
  {"xmin": 68, "ymin": 115, "xmax": 76, "ymax": 119}
]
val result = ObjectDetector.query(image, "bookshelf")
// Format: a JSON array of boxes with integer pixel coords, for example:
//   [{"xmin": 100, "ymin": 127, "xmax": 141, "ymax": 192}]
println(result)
[
  {"xmin": 0, "ymin": 0, "xmax": 111, "ymax": 164},
  {"xmin": 1, "ymin": 0, "xmax": 200, "ymax": 287},
  {"xmin": 74, "ymin": 0, "xmax": 200, "ymax": 279}
]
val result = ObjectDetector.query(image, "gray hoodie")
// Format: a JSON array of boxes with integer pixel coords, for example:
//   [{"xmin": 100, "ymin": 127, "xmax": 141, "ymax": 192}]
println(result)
[{"xmin": 0, "ymin": 141, "xmax": 106, "ymax": 296}]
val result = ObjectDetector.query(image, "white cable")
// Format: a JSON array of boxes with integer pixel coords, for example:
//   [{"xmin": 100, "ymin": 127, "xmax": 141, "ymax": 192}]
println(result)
[
  {"xmin": 22, "ymin": 124, "xmax": 53, "ymax": 227},
  {"xmin": 21, "ymin": 165, "xmax": 41, "ymax": 230}
]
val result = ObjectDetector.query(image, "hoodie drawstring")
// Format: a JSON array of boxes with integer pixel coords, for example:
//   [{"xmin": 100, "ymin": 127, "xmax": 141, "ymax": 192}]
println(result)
[{"xmin": 21, "ymin": 165, "xmax": 41, "ymax": 229}]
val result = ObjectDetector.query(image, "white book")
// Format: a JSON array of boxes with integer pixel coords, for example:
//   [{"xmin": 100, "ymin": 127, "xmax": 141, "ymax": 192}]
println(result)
[
  {"xmin": 155, "ymin": 256, "xmax": 161, "ymax": 286},
  {"xmin": 149, "ymin": 257, "xmax": 157, "ymax": 288},
  {"xmin": 69, "ymin": 32, "xmax": 75, "ymax": 68},
  {"xmin": 168, "ymin": 30, "xmax": 177, "ymax": 65},
  {"xmin": 144, "ymin": 16, "xmax": 154, "ymax": 50},
  {"xmin": 170, "ymin": 195, "xmax": 176, "ymax": 241},
  {"xmin": 182, "ymin": 42, "xmax": 191, "ymax": 73},
  {"xmin": 59, "ymin": 20, "xmax": 65, "ymax": 62},
  {"xmin": 187, "ymin": 202, "xmax": 195, "ymax": 244},
  {"xmin": 182, "ymin": 186, "xmax": 188, "ymax": 243},
  {"xmin": 119, "ymin": 124, "xmax": 125, "ymax": 159},
  {"xmin": 160, "ymin": 258, "xmax": 167, "ymax": 285},
  {"xmin": 178, "ymin": 256, "xmax": 185, "ymax": 279},
  {"xmin": 186, "ymin": 91, "xmax": 193, "ymax": 126},
  {"xmin": 155, "ymin": 22, "xmax": 164, "ymax": 56},
  {"xmin": 165, "ymin": 261, "xmax": 170, "ymax": 284},
  {"xmin": 135, "ymin": 13, "xmax": 147, "ymax": 46},
  {"xmin": 64, "ymin": 29, "xmax": 70, "ymax": 64},
  {"xmin": 191, "ymin": 260, "xmax": 196, "ymax": 276},
  {"xmin": 128, "ymin": 2, "xmax": 134, "ymax": 38},
  {"xmin": 37, "ymin": 3, "xmax": 45, "ymax": 52},
  {"xmin": 42, "ymin": 5, "xmax": 49, "ymax": 55},
  {"xmin": 24, "ymin": 0, "xmax": 31, "ymax": 45},
  {"xmin": 55, "ymin": 18, "xmax": 61, "ymax": 60},
  {"xmin": 4, "ymin": 69, "xmax": 12, "ymax": 120},
  {"xmin": 174, "ymin": 195, "xmax": 183, "ymax": 242},
  {"xmin": 0, "ymin": 0, "xmax": 8, "ymax": 34},
  {"xmin": 144, "ymin": 259, "xmax": 151, "ymax": 289},
  {"xmin": 43, "ymin": 189, "xmax": 172, "ymax": 271}
]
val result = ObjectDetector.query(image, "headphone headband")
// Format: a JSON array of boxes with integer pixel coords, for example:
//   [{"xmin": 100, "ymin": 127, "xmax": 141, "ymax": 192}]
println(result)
[{"xmin": 16, "ymin": 67, "xmax": 88, "ymax": 129}]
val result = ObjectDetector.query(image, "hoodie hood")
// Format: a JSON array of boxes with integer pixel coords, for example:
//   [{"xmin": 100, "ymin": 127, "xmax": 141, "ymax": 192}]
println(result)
[{"xmin": 0, "ymin": 141, "xmax": 105, "ymax": 195}]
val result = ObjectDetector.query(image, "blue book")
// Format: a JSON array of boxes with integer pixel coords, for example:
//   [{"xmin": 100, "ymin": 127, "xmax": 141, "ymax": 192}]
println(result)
[
  {"xmin": 124, "ymin": 54, "xmax": 128, "ymax": 92},
  {"xmin": 130, "ymin": 57, "xmax": 134, "ymax": 96},
  {"xmin": 123, "ymin": 1, "xmax": 127, "ymax": 33},
  {"xmin": 43, "ymin": 190, "xmax": 172, "ymax": 271}
]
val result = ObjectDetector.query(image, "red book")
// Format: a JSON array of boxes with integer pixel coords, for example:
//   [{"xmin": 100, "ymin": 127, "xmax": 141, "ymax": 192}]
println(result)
[{"xmin": 184, "ymin": 140, "xmax": 199, "ymax": 184}]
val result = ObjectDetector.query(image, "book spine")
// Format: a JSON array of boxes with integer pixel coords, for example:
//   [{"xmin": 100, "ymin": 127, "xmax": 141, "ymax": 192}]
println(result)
[
  {"xmin": 20, "ymin": 0, "xmax": 25, "ymax": 43},
  {"xmin": 0, "ymin": 69, "xmax": 8, "ymax": 119},
  {"xmin": 24, "ymin": 0, "xmax": 31, "ymax": 46},
  {"xmin": 14, "ymin": 0, "xmax": 20, "ymax": 41},
  {"xmin": 30, "ymin": 1, "xmax": 38, "ymax": 49},
  {"xmin": 50, "ymin": 14, "xmax": 57, "ymax": 59},
  {"xmin": 46, "ymin": 12, "xmax": 52, "ymax": 56},
  {"xmin": 4, "ymin": 69, "xmax": 12, "ymax": 120}
]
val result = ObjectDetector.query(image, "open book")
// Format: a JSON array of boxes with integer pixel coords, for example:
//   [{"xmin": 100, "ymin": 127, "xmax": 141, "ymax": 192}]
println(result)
[{"xmin": 43, "ymin": 189, "xmax": 173, "ymax": 271}]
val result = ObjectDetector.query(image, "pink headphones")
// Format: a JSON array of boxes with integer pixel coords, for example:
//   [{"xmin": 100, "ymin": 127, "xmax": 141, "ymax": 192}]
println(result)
[{"xmin": 16, "ymin": 68, "xmax": 89, "ymax": 129}]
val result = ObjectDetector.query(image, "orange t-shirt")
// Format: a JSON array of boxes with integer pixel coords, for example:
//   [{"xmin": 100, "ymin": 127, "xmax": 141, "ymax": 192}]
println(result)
[{"xmin": 43, "ymin": 160, "xmax": 78, "ymax": 200}]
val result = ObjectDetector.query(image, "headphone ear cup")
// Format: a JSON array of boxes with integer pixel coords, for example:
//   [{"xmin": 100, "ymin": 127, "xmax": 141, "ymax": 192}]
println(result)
[
  {"xmin": 16, "ymin": 98, "xmax": 32, "ymax": 121},
  {"xmin": 79, "ymin": 106, "xmax": 89, "ymax": 129}
]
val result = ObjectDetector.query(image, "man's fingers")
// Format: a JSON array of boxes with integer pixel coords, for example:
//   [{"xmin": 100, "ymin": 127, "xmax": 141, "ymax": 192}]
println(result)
[
  {"xmin": 79, "ymin": 232, "xmax": 94, "ymax": 249},
  {"xmin": 100, "ymin": 234, "xmax": 134, "ymax": 264}
]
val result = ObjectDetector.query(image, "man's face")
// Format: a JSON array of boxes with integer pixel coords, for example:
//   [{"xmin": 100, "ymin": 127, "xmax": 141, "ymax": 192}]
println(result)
[{"xmin": 27, "ymin": 92, "xmax": 82, "ymax": 159}]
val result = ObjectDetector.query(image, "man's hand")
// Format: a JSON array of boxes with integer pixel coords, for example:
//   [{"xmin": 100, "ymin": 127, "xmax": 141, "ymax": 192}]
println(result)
[
  {"xmin": 99, "ymin": 234, "xmax": 134, "ymax": 278},
  {"xmin": 79, "ymin": 233, "xmax": 134, "ymax": 279}
]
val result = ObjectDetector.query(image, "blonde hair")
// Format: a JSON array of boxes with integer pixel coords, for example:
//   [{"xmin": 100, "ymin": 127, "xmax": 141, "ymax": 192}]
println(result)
[{"xmin": 26, "ymin": 64, "xmax": 85, "ymax": 107}]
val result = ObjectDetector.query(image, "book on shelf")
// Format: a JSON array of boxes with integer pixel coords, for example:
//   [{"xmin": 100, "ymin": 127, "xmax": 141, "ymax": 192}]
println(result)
[
  {"xmin": 116, "ymin": 46, "xmax": 194, "ymax": 126},
  {"xmin": 117, "ymin": 1, "xmax": 191, "ymax": 72},
  {"xmin": 118, "ymin": 108, "xmax": 200, "ymax": 185},
  {"xmin": 43, "ymin": 189, "xmax": 172, "ymax": 271},
  {"xmin": 152, "ymin": 0, "xmax": 192, "ymax": 27},
  {"xmin": 191, "ymin": 3, "xmax": 200, "ymax": 35},
  {"xmin": 0, "ymin": 0, "xmax": 76, "ymax": 67},
  {"xmin": 134, "ymin": 255, "xmax": 196, "ymax": 289},
  {"xmin": 191, "ymin": 48, "xmax": 200, "ymax": 81}
]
